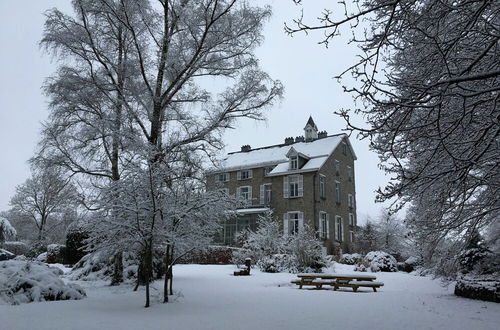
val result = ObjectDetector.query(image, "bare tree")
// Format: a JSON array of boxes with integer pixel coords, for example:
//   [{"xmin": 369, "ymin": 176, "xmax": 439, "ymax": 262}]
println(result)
[
  {"xmin": 286, "ymin": 0, "xmax": 499, "ymax": 269},
  {"xmin": 41, "ymin": 0, "xmax": 282, "ymax": 306},
  {"xmin": 9, "ymin": 167, "xmax": 75, "ymax": 242}
]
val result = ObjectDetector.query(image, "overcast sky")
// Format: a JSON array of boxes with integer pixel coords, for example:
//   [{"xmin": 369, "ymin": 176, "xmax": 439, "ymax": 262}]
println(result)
[{"xmin": 0, "ymin": 0, "xmax": 390, "ymax": 222}]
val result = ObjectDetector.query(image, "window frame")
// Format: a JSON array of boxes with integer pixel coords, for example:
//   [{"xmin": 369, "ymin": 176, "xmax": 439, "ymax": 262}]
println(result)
[
  {"xmin": 319, "ymin": 174, "xmax": 326, "ymax": 199},
  {"xmin": 335, "ymin": 181, "xmax": 341, "ymax": 204},
  {"xmin": 335, "ymin": 215, "xmax": 343, "ymax": 242}
]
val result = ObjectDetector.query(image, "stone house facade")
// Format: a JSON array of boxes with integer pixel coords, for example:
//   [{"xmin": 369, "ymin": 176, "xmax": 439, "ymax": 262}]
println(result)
[{"xmin": 207, "ymin": 117, "xmax": 357, "ymax": 254}]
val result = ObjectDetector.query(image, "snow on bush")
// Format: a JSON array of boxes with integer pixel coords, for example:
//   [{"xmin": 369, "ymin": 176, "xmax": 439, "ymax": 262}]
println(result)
[
  {"xmin": 364, "ymin": 251, "xmax": 398, "ymax": 272},
  {"xmin": 454, "ymin": 275, "xmax": 500, "ymax": 303},
  {"xmin": 0, "ymin": 249, "xmax": 15, "ymax": 261},
  {"xmin": 0, "ymin": 260, "xmax": 86, "ymax": 305},
  {"xmin": 339, "ymin": 253, "xmax": 363, "ymax": 265},
  {"xmin": 69, "ymin": 251, "xmax": 137, "ymax": 281},
  {"xmin": 256, "ymin": 254, "xmax": 298, "ymax": 273},
  {"xmin": 46, "ymin": 244, "xmax": 66, "ymax": 264},
  {"xmin": 36, "ymin": 252, "xmax": 47, "ymax": 263}
]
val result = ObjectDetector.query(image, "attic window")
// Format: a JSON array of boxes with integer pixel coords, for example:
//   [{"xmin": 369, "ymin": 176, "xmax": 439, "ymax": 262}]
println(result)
[
  {"xmin": 290, "ymin": 156, "xmax": 298, "ymax": 170},
  {"xmin": 342, "ymin": 142, "xmax": 347, "ymax": 155}
]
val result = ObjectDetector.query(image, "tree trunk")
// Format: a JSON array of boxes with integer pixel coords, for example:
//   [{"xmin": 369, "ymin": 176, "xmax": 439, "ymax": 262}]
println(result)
[
  {"xmin": 163, "ymin": 245, "xmax": 171, "ymax": 303},
  {"xmin": 145, "ymin": 243, "xmax": 152, "ymax": 308},
  {"xmin": 111, "ymin": 252, "xmax": 123, "ymax": 286}
]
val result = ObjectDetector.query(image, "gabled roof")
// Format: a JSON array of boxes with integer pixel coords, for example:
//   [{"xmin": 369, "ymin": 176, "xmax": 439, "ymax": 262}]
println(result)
[
  {"xmin": 213, "ymin": 134, "xmax": 356, "ymax": 174},
  {"xmin": 304, "ymin": 116, "xmax": 317, "ymax": 130}
]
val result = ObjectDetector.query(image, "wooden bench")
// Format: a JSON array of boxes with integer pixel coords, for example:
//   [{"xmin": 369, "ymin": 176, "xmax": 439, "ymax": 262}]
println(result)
[
  {"xmin": 291, "ymin": 273, "xmax": 384, "ymax": 292},
  {"xmin": 334, "ymin": 280, "xmax": 384, "ymax": 292}
]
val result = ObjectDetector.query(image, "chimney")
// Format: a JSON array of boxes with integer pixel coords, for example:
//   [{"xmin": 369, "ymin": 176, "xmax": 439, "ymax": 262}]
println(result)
[
  {"xmin": 318, "ymin": 131, "xmax": 328, "ymax": 139},
  {"xmin": 284, "ymin": 137, "xmax": 294, "ymax": 145},
  {"xmin": 295, "ymin": 136, "xmax": 305, "ymax": 143},
  {"xmin": 241, "ymin": 145, "xmax": 251, "ymax": 152}
]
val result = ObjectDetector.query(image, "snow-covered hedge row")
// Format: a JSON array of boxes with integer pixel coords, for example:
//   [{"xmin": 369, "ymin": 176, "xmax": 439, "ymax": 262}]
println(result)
[
  {"xmin": 0, "ymin": 249, "xmax": 15, "ymax": 261},
  {"xmin": 0, "ymin": 260, "xmax": 86, "ymax": 305},
  {"xmin": 454, "ymin": 276, "xmax": 500, "ymax": 303}
]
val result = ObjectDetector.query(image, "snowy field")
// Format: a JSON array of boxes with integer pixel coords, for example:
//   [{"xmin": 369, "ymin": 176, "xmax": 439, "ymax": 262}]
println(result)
[{"xmin": 1, "ymin": 263, "xmax": 499, "ymax": 330}]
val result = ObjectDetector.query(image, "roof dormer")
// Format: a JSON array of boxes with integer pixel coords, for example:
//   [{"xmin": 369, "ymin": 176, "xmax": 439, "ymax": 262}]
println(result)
[{"xmin": 286, "ymin": 147, "xmax": 310, "ymax": 170}]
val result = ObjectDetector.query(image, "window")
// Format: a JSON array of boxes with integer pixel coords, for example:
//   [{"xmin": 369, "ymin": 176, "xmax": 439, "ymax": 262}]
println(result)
[
  {"xmin": 237, "ymin": 169, "xmax": 252, "ymax": 180},
  {"xmin": 319, "ymin": 212, "xmax": 329, "ymax": 239},
  {"xmin": 335, "ymin": 215, "xmax": 343, "ymax": 241},
  {"xmin": 319, "ymin": 175, "xmax": 326, "ymax": 198},
  {"xmin": 342, "ymin": 142, "xmax": 347, "ymax": 155},
  {"xmin": 217, "ymin": 172, "xmax": 229, "ymax": 183},
  {"xmin": 349, "ymin": 213, "xmax": 355, "ymax": 226},
  {"xmin": 335, "ymin": 181, "xmax": 341, "ymax": 204},
  {"xmin": 284, "ymin": 175, "xmax": 303, "ymax": 198},
  {"xmin": 347, "ymin": 166, "xmax": 353, "ymax": 182},
  {"xmin": 350, "ymin": 231, "xmax": 354, "ymax": 243},
  {"xmin": 348, "ymin": 194, "xmax": 354, "ymax": 208},
  {"xmin": 334, "ymin": 160, "xmax": 340, "ymax": 176},
  {"xmin": 284, "ymin": 211, "xmax": 303, "ymax": 235},
  {"xmin": 290, "ymin": 156, "xmax": 298, "ymax": 170},
  {"xmin": 260, "ymin": 183, "xmax": 272, "ymax": 205},
  {"xmin": 237, "ymin": 186, "xmax": 252, "ymax": 202}
]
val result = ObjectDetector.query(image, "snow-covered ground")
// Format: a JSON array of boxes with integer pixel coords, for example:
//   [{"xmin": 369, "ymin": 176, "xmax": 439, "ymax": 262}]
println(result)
[{"xmin": 1, "ymin": 263, "xmax": 498, "ymax": 330}]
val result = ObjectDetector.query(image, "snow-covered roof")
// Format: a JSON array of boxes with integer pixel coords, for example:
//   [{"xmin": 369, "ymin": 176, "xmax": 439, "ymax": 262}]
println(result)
[
  {"xmin": 235, "ymin": 208, "xmax": 270, "ymax": 214},
  {"xmin": 216, "ymin": 134, "xmax": 353, "ymax": 174}
]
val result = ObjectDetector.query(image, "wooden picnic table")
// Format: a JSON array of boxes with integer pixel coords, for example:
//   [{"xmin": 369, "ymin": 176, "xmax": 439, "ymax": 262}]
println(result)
[{"xmin": 292, "ymin": 273, "xmax": 383, "ymax": 292}]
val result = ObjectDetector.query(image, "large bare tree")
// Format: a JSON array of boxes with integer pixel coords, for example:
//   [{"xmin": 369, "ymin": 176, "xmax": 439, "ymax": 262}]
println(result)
[
  {"xmin": 40, "ymin": 0, "xmax": 282, "ymax": 303},
  {"xmin": 286, "ymin": 0, "xmax": 499, "ymax": 271}
]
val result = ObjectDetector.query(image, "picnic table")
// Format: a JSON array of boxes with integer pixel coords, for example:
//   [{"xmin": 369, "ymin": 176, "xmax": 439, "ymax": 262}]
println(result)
[{"xmin": 291, "ymin": 273, "xmax": 384, "ymax": 292}]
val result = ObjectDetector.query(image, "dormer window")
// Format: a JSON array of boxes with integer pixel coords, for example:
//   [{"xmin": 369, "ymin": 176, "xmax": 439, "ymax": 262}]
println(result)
[{"xmin": 290, "ymin": 156, "xmax": 298, "ymax": 170}]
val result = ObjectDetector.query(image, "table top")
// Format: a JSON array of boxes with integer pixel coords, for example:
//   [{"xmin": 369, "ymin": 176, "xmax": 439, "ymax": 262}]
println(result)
[{"xmin": 296, "ymin": 273, "xmax": 377, "ymax": 280}]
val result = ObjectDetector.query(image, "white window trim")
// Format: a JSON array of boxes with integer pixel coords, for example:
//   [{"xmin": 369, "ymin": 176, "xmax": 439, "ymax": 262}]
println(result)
[
  {"xmin": 290, "ymin": 156, "xmax": 298, "ymax": 170},
  {"xmin": 237, "ymin": 169, "xmax": 253, "ymax": 180},
  {"xmin": 283, "ymin": 211, "xmax": 303, "ymax": 235},
  {"xmin": 319, "ymin": 211, "xmax": 330, "ymax": 239},
  {"xmin": 260, "ymin": 183, "xmax": 272, "ymax": 205},
  {"xmin": 217, "ymin": 172, "xmax": 229, "ymax": 183},
  {"xmin": 319, "ymin": 174, "xmax": 326, "ymax": 199},
  {"xmin": 284, "ymin": 174, "xmax": 303, "ymax": 198},
  {"xmin": 347, "ymin": 166, "xmax": 353, "ymax": 182},
  {"xmin": 335, "ymin": 181, "xmax": 341, "ymax": 204},
  {"xmin": 349, "ymin": 213, "xmax": 355, "ymax": 226},
  {"xmin": 348, "ymin": 193, "xmax": 354, "ymax": 208},
  {"xmin": 237, "ymin": 185, "xmax": 252, "ymax": 202},
  {"xmin": 335, "ymin": 215, "xmax": 343, "ymax": 242}
]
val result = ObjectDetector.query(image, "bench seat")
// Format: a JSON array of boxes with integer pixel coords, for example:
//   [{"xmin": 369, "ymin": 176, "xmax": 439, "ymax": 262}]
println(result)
[{"xmin": 334, "ymin": 281, "xmax": 384, "ymax": 292}]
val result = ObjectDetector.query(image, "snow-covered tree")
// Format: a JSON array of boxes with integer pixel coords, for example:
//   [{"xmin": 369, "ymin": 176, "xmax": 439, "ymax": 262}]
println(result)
[
  {"xmin": 8, "ymin": 167, "xmax": 75, "ymax": 242},
  {"xmin": 287, "ymin": 0, "xmax": 499, "ymax": 272},
  {"xmin": 0, "ymin": 216, "xmax": 17, "ymax": 248},
  {"xmin": 39, "ymin": 0, "xmax": 283, "ymax": 292},
  {"xmin": 374, "ymin": 209, "xmax": 407, "ymax": 256},
  {"xmin": 354, "ymin": 221, "xmax": 379, "ymax": 255}
]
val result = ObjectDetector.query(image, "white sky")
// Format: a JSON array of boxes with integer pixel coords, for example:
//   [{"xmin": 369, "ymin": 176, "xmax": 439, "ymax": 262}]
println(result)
[{"xmin": 0, "ymin": 0, "xmax": 390, "ymax": 222}]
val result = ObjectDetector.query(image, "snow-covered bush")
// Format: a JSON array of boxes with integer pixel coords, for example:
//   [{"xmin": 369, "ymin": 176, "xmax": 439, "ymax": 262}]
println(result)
[
  {"xmin": 36, "ymin": 252, "xmax": 47, "ymax": 263},
  {"xmin": 454, "ymin": 275, "xmax": 500, "ymax": 303},
  {"xmin": 46, "ymin": 244, "xmax": 66, "ymax": 264},
  {"xmin": 0, "ymin": 260, "xmax": 86, "ymax": 305},
  {"xmin": 397, "ymin": 256, "xmax": 421, "ymax": 272},
  {"xmin": 0, "ymin": 216, "xmax": 16, "ymax": 246},
  {"xmin": 364, "ymin": 251, "xmax": 398, "ymax": 272},
  {"xmin": 68, "ymin": 251, "xmax": 137, "ymax": 281},
  {"xmin": 354, "ymin": 263, "xmax": 368, "ymax": 272},
  {"xmin": 339, "ymin": 253, "xmax": 363, "ymax": 265},
  {"xmin": 0, "ymin": 249, "xmax": 15, "ymax": 261},
  {"xmin": 286, "ymin": 226, "xmax": 328, "ymax": 273},
  {"xmin": 256, "ymin": 254, "xmax": 298, "ymax": 273},
  {"xmin": 2, "ymin": 241, "xmax": 28, "ymax": 256}
]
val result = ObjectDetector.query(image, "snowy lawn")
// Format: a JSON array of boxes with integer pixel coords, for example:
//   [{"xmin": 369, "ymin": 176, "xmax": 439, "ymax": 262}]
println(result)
[{"xmin": 1, "ymin": 263, "xmax": 498, "ymax": 330}]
